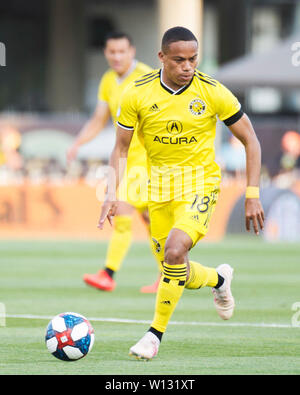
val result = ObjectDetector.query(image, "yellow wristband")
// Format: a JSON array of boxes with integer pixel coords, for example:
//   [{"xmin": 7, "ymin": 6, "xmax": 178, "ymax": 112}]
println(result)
[{"xmin": 246, "ymin": 186, "xmax": 260, "ymax": 199}]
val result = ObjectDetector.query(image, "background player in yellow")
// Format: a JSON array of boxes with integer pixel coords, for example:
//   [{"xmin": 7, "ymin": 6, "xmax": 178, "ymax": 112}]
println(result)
[
  {"xmin": 99, "ymin": 27, "xmax": 265, "ymax": 360},
  {"xmin": 67, "ymin": 32, "xmax": 160, "ymax": 293}
]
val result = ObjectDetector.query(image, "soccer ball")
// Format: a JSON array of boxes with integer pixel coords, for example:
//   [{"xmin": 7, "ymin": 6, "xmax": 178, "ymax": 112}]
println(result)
[{"xmin": 45, "ymin": 312, "xmax": 95, "ymax": 361}]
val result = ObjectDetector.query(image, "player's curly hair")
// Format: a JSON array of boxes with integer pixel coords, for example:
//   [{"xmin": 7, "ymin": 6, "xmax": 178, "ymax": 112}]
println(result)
[{"xmin": 161, "ymin": 26, "xmax": 198, "ymax": 53}]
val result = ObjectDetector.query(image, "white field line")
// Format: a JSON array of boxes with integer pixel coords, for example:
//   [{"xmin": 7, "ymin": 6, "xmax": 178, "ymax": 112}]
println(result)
[{"xmin": 3, "ymin": 313, "xmax": 299, "ymax": 329}]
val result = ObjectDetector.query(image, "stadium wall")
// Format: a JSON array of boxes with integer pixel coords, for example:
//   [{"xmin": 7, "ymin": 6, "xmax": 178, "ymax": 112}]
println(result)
[{"xmin": 0, "ymin": 180, "xmax": 245, "ymax": 242}]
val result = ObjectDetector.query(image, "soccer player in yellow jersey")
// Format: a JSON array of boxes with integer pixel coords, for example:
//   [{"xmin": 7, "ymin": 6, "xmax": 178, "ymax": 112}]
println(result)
[
  {"xmin": 99, "ymin": 27, "xmax": 265, "ymax": 359},
  {"xmin": 67, "ymin": 32, "xmax": 160, "ymax": 293}
]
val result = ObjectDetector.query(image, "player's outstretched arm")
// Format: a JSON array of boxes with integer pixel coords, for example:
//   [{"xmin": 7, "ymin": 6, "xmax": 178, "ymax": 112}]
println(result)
[
  {"xmin": 67, "ymin": 102, "xmax": 110, "ymax": 162},
  {"xmin": 228, "ymin": 113, "xmax": 265, "ymax": 235},
  {"xmin": 98, "ymin": 125, "xmax": 134, "ymax": 229}
]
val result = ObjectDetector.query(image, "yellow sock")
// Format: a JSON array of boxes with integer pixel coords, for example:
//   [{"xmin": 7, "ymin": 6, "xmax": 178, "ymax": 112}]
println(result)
[
  {"xmin": 151, "ymin": 262, "xmax": 187, "ymax": 333},
  {"xmin": 185, "ymin": 260, "xmax": 218, "ymax": 289},
  {"xmin": 105, "ymin": 215, "xmax": 133, "ymax": 272}
]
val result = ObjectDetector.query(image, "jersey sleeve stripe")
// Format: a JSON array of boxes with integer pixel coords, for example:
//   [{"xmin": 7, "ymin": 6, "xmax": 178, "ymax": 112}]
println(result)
[
  {"xmin": 195, "ymin": 71, "xmax": 217, "ymax": 83},
  {"xmin": 135, "ymin": 70, "xmax": 159, "ymax": 80},
  {"xmin": 135, "ymin": 71, "xmax": 158, "ymax": 82},
  {"xmin": 135, "ymin": 74, "xmax": 160, "ymax": 87},
  {"xmin": 223, "ymin": 109, "xmax": 244, "ymax": 126},
  {"xmin": 117, "ymin": 121, "xmax": 134, "ymax": 130},
  {"xmin": 194, "ymin": 74, "xmax": 217, "ymax": 87},
  {"xmin": 195, "ymin": 70, "xmax": 217, "ymax": 82},
  {"xmin": 135, "ymin": 71, "xmax": 160, "ymax": 84}
]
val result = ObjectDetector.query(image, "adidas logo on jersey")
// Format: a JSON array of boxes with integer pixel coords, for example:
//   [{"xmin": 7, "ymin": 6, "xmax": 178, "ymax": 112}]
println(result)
[{"xmin": 149, "ymin": 103, "xmax": 160, "ymax": 112}]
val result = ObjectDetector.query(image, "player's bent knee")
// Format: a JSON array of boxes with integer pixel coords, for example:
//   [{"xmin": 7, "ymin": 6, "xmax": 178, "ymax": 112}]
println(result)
[{"xmin": 164, "ymin": 244, "xmax": 186, "ymax": 266}]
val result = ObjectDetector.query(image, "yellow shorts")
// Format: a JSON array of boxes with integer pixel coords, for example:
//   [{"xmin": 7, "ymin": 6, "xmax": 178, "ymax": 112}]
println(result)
[
  {"xmin": 149, "ymin": 186, "xmax": 219, "ymax": 262},
  {"xmin": 117, "ymin": 165, "xmax": 149, "ymax": 212}
]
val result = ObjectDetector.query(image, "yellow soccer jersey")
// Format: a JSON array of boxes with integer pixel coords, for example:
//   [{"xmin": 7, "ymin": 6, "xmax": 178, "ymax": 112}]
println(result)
[
  {"xmin": 117, "ymin": 69, "xmax": 243, "ymax": 202},
  {"xmin": 98, "ymin": 60, "xmax": 152, "ymax": 170}
]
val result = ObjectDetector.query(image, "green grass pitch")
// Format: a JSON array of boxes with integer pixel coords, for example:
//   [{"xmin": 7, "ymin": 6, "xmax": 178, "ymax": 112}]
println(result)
[{"xmin": 0, "ymin": 237, "xmax": 300, "ymax": 375}]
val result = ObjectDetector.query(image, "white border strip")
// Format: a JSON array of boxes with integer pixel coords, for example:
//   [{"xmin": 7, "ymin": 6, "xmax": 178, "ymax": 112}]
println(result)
[{"xmin": 4, "ymin": 314, "xmax": 299, "ymax": 329}]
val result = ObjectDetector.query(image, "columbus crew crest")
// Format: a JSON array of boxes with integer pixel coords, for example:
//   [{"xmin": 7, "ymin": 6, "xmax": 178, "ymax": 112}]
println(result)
[{"xmin": 189, "ymin": 98, "xmax": 206, "ymax": 116}]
